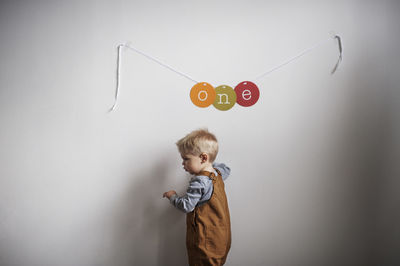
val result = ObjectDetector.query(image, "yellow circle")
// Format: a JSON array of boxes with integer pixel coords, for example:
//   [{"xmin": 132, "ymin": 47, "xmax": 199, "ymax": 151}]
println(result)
[
  {"xmin": 213, "ymin": 85, "xmax": 236, "ymax": 111},
  {"xmin": 190, "ymin": 82, "xmax": 216, "ymax": 108}
]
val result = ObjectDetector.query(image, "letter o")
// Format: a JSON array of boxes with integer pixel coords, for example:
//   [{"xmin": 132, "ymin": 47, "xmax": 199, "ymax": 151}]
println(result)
[
  {"xmin": 198, "ymin": 90, "xmax": 208, "ymax": 101},
  {"xmin": 190, "ymin": 82, "xmax": 216, "ymax": 108}
]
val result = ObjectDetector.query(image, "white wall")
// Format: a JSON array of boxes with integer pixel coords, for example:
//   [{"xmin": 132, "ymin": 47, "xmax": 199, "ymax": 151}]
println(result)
[{"xmin": 0, "ymin": 1, "xmax": 399, "ymax": 265}]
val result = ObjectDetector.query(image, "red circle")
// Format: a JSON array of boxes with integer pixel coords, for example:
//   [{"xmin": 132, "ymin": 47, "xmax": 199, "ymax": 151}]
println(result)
[{"xmin": 234, "ymin": 81, "xmax": 260, "ymax": 107}]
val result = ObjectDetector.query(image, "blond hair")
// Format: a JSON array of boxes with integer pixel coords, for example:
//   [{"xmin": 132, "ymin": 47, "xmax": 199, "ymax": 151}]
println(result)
[{"xmin": 176, "ymin": 129, "xmax": 219, "ymax": 162}]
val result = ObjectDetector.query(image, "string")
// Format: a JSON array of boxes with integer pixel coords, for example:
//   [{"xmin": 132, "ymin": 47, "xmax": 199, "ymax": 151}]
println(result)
[
  {"xmin": 253, "ymin": 35, "xmax": 342, "ymax": 80},
  {"xmin": 109, "ymin": 44, "xmax": 123, "ymax": 112},
  {"xmin": 124, "ymin": 43, "xmax": 199, "ymax": 83},
  {"xmin": 109, "ymin": 43, "xmax": 199, "ymax": 112},
  {"xmin": 110, "ymin": 35, "xmax": 342, "ymax": 112},
  {"xmin": 331, "ymin": 35, "xmax": 343, "ymax": 74}
]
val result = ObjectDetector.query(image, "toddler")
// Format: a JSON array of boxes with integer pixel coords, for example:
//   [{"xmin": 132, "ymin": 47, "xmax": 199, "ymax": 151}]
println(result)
[{"xmin": 163, "ymin": 129, "xmax": 231, "ymax": 266}]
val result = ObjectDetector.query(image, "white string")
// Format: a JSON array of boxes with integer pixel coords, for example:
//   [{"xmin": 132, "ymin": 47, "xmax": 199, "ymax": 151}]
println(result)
[
  {"xmin": 109, "ymin": 44, "xmax": 123, "ymax": 112},
  {"xmin": 253, "ymin": 35, "xmax": 341, "ymax": 81},
  {"xmin": 124, "ymin": 44, "xmax": 199, "ymax": 83},
  {"xmin": 110, "ymin": 35, "xmax": 343, "ymax": 112},
  {"xmin": 108, "ymin": 43, "xmax": 199, "ymax": 112}
]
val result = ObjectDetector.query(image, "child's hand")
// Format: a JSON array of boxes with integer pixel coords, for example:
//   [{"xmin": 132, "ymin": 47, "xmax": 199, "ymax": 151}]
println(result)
[{"xmin": 163, "ymin": 190, "xmax": 177, "ymax": 199}]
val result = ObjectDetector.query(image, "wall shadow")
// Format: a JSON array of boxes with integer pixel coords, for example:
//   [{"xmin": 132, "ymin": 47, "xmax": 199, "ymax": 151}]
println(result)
[{"xmin": 108, "ymin": 155, "xmax": 187, "ymax": 266}]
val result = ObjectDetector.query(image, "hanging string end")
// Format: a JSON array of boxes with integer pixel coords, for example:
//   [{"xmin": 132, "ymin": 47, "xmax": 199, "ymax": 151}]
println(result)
[
  {"xmin": 108, "ymin": 42, "xmax": 126, "ymax": 113},
  {"xmin": 331, "ymin": 34, "xmax": 343, "ymax": 74}
]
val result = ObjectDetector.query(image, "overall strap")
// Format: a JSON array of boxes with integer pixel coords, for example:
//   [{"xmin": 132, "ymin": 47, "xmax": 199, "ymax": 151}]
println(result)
[{"xmin": 198, "ymin": 168, "xmax": 220, "ymax": 181}]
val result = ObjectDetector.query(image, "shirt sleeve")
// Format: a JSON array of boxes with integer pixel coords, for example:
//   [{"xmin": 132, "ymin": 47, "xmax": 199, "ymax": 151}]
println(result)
[
  {"xmin": 213, "ymin": 162, "xmax": 231, "ymax": 181},
  {"xmin": 170, "ymin": 177, "xmax": 205, "ymax": 213}
]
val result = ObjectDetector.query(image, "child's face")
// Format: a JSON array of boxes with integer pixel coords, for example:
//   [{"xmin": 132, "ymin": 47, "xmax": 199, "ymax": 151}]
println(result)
[{"xmin": 181, "ymin": 153, "xmax": 203, "ymax": 175}]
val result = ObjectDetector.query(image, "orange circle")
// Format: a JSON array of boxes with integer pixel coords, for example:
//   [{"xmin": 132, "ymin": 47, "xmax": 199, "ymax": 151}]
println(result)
[{"xmin": 190, "ymin": 82, "xmax": 216, "ymax": 108}]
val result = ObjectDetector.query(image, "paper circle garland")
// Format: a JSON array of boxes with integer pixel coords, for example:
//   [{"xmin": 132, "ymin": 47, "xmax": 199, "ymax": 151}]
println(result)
[
  {"xmin": 190, "ymin": 81, "xmax": 259, "ymax": 110},
  {"xmin": 110, "ymin": 36, "xmax": 342, "ymax": 112},
  {"xmin": 234, "ymin": 81, "xmax": 260, "ymax": 107},
  {"xmin": 190, "ymin": 82, "xmax": 216, "ymax": 108},
  {"xmin": 213, "ymin": 85, "xmax": 237, "ymax": 111}
]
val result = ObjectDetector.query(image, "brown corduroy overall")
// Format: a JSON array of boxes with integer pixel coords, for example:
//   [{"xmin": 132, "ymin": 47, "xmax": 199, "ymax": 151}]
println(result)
[{"xmin": 186, "ymin": 169, "xmax": 231, "ymax": 266}]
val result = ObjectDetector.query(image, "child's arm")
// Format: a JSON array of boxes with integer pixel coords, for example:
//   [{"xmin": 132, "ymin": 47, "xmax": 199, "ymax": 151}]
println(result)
[
  {"xmin": 213, "ymin": 162, "xmax": 231, "ymax": 181},
  {"xmin": 164, "ymin": 177, "xmax": 206, "ymax": 213}
]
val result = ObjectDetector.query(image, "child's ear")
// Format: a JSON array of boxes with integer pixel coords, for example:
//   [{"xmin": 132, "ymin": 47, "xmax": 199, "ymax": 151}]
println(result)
[{"xmin": 200, "ymin": 153, "xmax": 208, "ymax": 163}]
